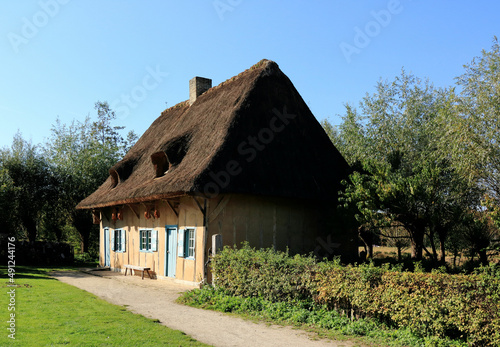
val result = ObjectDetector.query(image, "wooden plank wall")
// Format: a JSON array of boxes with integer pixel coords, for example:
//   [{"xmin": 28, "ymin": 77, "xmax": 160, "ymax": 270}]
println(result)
[
  {"xmin": 206, "ymin": 194, "xmax": 356, "ymax": 257},
  {"xmin": 99, "ymin": 196, "xmax": 205, "ymax": 284}
]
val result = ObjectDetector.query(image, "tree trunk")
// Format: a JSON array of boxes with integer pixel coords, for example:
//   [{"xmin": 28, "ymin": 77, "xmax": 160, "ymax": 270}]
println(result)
[
  {"xmin": 410, "ymin": 240, "xmax": 422, "ymax": 260},
  {"xmin": 439, "ymin": 237, "xmax": 447, "ymax": 264},
  {"xmin": 410, "ymin": 228, "xmax": 424, "ymax": 260},
  {"xmin": 358, "ymin": 225, "xmax": 374, "ymax": 259},
  {"xmin": 429, "ymin": 232, "xmax": 438, "ymax": 263},
  {"xmin": 366, "ymin": 243, "xmax": 373, "ymax": 259},
  {"xmin": 407, "ymin": 219, "xmax": 426, "ymax": 260},
  {"xmin": 436, "ymin": 225, "xmax": 448, "ymax": 264}
]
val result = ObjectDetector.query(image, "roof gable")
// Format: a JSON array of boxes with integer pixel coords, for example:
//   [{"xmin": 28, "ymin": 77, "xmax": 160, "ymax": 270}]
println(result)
[{"xmin": 77, "ymin": 60, "xmax": 349, "ymax": 209}]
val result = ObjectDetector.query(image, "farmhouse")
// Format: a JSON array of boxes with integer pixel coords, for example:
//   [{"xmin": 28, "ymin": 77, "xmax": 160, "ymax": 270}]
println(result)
[{"xmin": 77, "ymin": 59, "xmax": 356, "ymax": 285}]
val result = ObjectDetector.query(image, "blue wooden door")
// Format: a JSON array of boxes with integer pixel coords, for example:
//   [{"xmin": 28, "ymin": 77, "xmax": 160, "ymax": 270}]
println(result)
[
  {"xmin": 165, "ymin": 226, "xmax": 177, "ymax": 278},
  {"xmin": 104, "ymin": 228, "xmax": 110, "ymax": 267}
]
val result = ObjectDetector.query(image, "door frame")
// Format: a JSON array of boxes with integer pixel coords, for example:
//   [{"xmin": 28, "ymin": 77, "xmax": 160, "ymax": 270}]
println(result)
[
  {"xmin": 104, "ymin": 227, "xmax": 110, "ymax": 267},
  {"xmin": 164, "ymin": 225, "xmax": 178, "ymax": 278}
]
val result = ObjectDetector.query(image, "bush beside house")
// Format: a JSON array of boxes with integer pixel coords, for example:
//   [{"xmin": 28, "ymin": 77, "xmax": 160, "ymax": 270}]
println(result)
[{"xmin": 210, "ymin": 244, "xmax": 500, "ymax": 345}]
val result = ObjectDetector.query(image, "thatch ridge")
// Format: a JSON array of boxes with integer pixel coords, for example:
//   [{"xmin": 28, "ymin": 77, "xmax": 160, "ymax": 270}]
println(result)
[{"xmin": 77, "ymin": 59, "xmax": 349, "ymax": 209}]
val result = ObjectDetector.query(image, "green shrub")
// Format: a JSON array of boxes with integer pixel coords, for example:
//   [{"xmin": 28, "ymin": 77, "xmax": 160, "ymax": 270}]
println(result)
[
  {"xmin": 210, "ymin": 244, "xmax": 500, "ymax": 345},
  {"xmin": 316, "ymin": 262, "xmax": 500, "ymax": 345},
  {"xmin": 211, "ymin": 242, "xmax": 317, "ymax": 302},
  {"xmin": 74, "ymin": 252, "xmax": 98, "ymax": 264}
]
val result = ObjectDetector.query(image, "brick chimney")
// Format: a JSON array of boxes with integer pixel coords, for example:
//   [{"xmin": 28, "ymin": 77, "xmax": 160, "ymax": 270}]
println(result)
[{"xmin": 189, "ymin": 76, "xmax": 212, "ymax": 105}]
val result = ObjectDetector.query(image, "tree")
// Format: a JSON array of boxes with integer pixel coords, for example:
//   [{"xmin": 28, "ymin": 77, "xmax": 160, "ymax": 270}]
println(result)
[
  {"xmin": 1, "ymin": 133, "xmax": 58, "ymax": 242},
  {"xmin": 448, "ymin": 37, "xmax": 500, "ymax": 205},
  {"xmin": 336, "ymin": 71, "xmax": 480, "ymax": 261},
  {"xmin": 322, "ymin": 104, "xmax": 367, "ymax": 166},
  {"xmin": 0, "ymin": 164, "xmax": 17, "ymax": 236},
  {"xmin": 382, "ymin": 222, "xmax": 410, "ymax": 262},
  {"xmin": 45, "ymin": 101, "xmax": 137, "ymax": 253}
]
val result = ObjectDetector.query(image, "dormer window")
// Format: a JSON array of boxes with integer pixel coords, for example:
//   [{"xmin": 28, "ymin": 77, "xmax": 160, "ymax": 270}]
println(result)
[
  {"xmin": 108, "ymin": 157, "xmax": 139, "ymax": 188},
  {"xmin": 109, "ymin": 169, "xmax": 119, "ymax": 188},
  {"xmin": 151, "ymin": 151, "xmax": 169, "ymax": 178},
  {"xmin": 152, "ymin": 134, "xmax": 191, "ymax": 178}
]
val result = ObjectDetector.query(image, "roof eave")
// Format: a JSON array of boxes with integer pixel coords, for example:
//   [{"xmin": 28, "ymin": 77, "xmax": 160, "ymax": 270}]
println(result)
[{"xmin": 76, "ymin": 191, "xmax": 187, "ymax": 210}]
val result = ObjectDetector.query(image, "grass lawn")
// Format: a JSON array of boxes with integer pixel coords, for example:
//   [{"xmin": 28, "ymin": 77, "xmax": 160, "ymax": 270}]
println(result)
[{"xmin": 1, "ymin": 266, "xmax": 210, "ymax": 346}]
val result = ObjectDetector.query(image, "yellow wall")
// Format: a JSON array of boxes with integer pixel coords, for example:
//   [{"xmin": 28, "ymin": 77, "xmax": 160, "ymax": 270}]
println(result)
[
  {"xmin": 99, "ymin": 196, "xmax": 205, "ymax": 285},
  {"xmin": 98, "ymin": 193, "xmax": 356, "ymax": 285}
]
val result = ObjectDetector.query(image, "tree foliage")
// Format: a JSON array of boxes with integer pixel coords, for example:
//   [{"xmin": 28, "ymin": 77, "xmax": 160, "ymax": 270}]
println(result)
[
  {"xmin": 0, "ymin": 101, "xmax": 136, "ymax": 255},
  {"xmin": 449, "ymin": 37, "xmax": 500, "ymax": 211},
  {"xmin": 328, "ymin": 62, "xmax": 496, "ymax": 263},
  {"xmin": 44, "ymin": 101, "xmax": 137, "ymax": 253},
  {"xmin": 0, "ymin": 133, "xmax": 58, "ymax": 241}
]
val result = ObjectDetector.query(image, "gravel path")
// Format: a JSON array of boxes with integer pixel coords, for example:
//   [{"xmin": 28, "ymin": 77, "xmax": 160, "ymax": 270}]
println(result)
[{"xmin": 51, "ymin": 270, "xmax": 355, "ymax": 347}]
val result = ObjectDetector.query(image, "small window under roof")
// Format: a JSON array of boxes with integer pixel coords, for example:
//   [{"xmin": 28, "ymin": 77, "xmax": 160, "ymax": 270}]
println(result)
[
  {"xmin": 108, "ymin": 157, "xmax": 140, "ymax": 188},
  {"xmin": 151, "ymin": 151, "xmax": 169, "ymax": 178},
  {"xmin": 152, "ymin": 134, "xmax": 191, "ymax": 178},
  {"xmin": 109, "ymin": 169, "xmax": 119, "ymax": 188}
]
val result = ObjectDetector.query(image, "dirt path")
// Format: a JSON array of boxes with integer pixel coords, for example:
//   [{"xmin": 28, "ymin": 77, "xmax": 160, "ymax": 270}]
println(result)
[{"xmin": 51, "ymin": 270, "xmax": 355, "ymax": 347}]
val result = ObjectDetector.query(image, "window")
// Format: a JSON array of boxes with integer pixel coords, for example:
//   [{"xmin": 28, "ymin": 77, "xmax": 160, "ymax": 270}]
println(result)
[
  {"xmin": 140, "ymin": 229, "xmax": 158, "ymax": 252},
  {"xmin": 186, "ymin": 229, "xmax": 194, "ymax": 258},
  {"xmin": 151, "ymin": 151, "xmax": 169, "ymax": 178},
  {"xmin": 177, "ymin": 228, "xmax": 195, "ymax": 259},
  {"xmin": 140, "ymin": 230, "xmax": 151, "ymax": 251},
  {"xmin": 111, "ymin": 229, "xmax": 126, "ymax": 252}
]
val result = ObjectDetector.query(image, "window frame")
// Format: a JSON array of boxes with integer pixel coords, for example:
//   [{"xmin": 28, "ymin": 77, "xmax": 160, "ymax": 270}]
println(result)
[
  {"xmin": 184, "ymin": 228, "xmax": 196, "ymax": 259},
  {"xmin": 111, "ymin": 229, "xmax": 126, "ymax": 253},
  {"xmin": 140, "ymin": 229, "xmax": 150, "ymax": 252},
  {"xmin": 113, "ymin": 229, "xmax": 126, "ymax": 253},
  {"xmin": 139, "ymin": 229, "xmax": 157, "ymax": 252}
]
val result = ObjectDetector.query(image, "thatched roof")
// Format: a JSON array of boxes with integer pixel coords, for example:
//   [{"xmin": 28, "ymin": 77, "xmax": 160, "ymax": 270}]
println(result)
[{"xmin": 77, "ymin": 59, "xmax": 349, "ymax": 209}]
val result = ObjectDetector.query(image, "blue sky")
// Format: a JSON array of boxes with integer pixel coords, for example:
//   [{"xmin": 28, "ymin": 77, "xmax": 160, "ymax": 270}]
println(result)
[{"xmin": 1, "ymin": 1, "xmax": 499, "ymax": 149}]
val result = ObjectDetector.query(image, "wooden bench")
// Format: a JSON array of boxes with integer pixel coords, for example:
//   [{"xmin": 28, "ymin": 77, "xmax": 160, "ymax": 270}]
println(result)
[{"xmin": 124, "ymin": 265, "xmax": 152, "ymax": 280}]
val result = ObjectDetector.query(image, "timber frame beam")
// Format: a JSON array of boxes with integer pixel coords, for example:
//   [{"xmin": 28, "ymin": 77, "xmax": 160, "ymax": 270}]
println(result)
[
  {"xmin": 191, "ymin": 196, "xmax": 208, "ymax": 227},
  {"xmin": 164, "ymin": 199, "xmax": 179, "ymax": 217},
  {"xmin": 191, "ymin": 196, "xmax": 206, "ymax": 216},
  {"xmin": 126, "ymin": 204, "xmax": 140, "ymax": 219}
]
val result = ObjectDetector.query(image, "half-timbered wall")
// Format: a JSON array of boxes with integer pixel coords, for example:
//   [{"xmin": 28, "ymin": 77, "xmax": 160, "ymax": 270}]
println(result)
[
  {"xmin": 99, "ymin": 196, "xmax": 205, "ymax": 285},
  {"xmin": 206, "ymin": 194, "xmax": 356, "ymax": 258},
  {"xmin": 99, "ymin": 193, "xmax": 356, "ymax": 286}
]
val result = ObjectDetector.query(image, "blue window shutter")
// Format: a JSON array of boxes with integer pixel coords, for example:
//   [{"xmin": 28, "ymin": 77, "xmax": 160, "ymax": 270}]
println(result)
[
  {"xmin": 151, "ymin": 230, "xmax": 158, "ymax": 252},
  {"xmin": 121, "ymin": 229, "xmax": 126, "ymax": 252},
  {"xmin": 111, "ymin": 230, "xmax": 115, "ymax": 251},
  {"xmin": 139, "ymin": 230, "xmax": 143, "ymax": 250},
  {"xmin": 178, "ymin": 229, "xmax": 184, "ymax": 257}
]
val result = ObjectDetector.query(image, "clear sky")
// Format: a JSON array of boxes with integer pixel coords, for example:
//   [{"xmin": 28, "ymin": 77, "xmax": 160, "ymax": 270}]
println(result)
[{"xmin": 1, "ymin": 1, "xmax": 499, "ymax": 149}]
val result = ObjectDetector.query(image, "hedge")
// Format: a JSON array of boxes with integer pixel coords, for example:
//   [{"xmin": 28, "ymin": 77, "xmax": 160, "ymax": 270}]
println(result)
[
  {"xmin": 1, "ymin": 240, "xmax": 74, "ymax": 265},
  {"xmin": 211, "ymin": 242, "xmax": 316, "ymax": 302},
  {"xmin": 211, "ymin": 244, "xmax": 500, "ymax": 346},
  {"xmin": 315, "ymin": 262, "xmax": 500, "ymax": 345}
]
